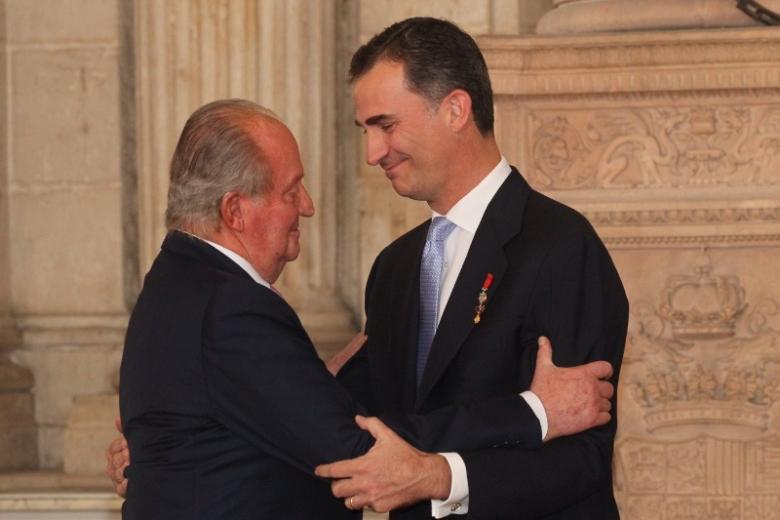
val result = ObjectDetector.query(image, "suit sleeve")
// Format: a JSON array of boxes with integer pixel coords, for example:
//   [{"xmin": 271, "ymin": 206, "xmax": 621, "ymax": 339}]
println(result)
[
  {"xmin": 201, "ymin": 282, "xmax": 374, "ymax": 475},
  {"xmin": 461, "ymin": 226, "xmax": 628, "ymax": 518},
  {"xmin": 201, "ymin": 281, "xmax": 543, "ymax": 477}
]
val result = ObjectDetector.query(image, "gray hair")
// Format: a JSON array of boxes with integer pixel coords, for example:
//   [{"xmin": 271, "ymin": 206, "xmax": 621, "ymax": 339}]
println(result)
[{"xmin": 165, "ymin": 98, "xmax": 279, "ymax": 235}]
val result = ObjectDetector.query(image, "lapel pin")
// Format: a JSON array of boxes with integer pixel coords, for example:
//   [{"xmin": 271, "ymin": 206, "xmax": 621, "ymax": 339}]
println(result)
[{"xmin": 473, "ymin": 273, "xmax": 494, "ymax": 324}]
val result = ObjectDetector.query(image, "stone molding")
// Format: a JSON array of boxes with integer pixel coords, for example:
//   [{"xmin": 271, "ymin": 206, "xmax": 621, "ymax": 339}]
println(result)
[
  {"xmin": 537, "ymin": 0, "xmax": 758, "ymax": 35},
  {"xmin": 481, "ymin": 28, "xmax": 780, "ymax": 96},
  {"xmin": 0, "ymin": 492, "xmax": 120, "ymax": 512},
  {"xmin": 602, "ymin": 234, "xmax": 780, "ymax": 249},
  {"xmin": 581, "ymin": 206, "xmax": 780, "ymax": 227},
  {"xmin": 14, "ymin": 315, "xmax": 127, "ymax": 348}
]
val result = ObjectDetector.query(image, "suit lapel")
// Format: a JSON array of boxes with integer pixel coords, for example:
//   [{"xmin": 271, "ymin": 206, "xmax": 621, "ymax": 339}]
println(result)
[{"xmin": 415, "ymin": 170, "xmax": 531, "ymax": 409}]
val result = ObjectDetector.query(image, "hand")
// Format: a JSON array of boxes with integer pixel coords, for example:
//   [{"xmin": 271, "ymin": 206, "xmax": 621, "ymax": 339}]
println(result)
[
  {"xmin": 104, "ymin": 416, "xmax": 130, "ymax": 497},
  {"xmin": 530, "ymin": 336, "xmax": 614, "ymax": 442},
  {"xmin": 326, "ymin": 333, "xmax": 367, "ymax": 376},
  {"xmin": 315, "ymin": 416, "xmax": 451, "ymax": 512}
]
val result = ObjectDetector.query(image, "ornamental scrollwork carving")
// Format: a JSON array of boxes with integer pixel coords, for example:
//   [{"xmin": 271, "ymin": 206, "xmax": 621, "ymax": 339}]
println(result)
[{"xmin": 529, "ymin": 106, "xmax": 780, "ymax": 189}]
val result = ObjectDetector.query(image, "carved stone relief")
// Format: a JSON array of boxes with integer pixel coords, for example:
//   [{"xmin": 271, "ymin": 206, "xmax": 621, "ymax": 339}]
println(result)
[
  {"xmin": 615, "ymin": 253, "xmax": 780, "ymax": 519},
  {"xmin": 528, "ymin": 106, "xmax": 780, "ymax": 190}
]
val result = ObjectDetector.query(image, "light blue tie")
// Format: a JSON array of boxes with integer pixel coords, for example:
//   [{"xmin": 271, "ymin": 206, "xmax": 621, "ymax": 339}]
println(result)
[{"xmin": 416, "ymin": 217, "xmax": 457, "ymax": 386}]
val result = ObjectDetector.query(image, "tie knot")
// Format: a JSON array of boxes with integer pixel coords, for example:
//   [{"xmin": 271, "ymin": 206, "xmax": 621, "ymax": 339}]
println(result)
[{"xmin": 428, "ymin": 217, "xmax": 456, "ymax": 243}]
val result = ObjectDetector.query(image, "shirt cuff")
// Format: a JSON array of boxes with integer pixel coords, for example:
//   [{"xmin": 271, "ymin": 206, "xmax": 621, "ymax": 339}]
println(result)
[
  {"xmin": 430, "ymin": 452, "xmax": 469, "ymax": 518},
  {"xmin": 520, "ymin": 390, "xmax": 548, "ymax": 441}
]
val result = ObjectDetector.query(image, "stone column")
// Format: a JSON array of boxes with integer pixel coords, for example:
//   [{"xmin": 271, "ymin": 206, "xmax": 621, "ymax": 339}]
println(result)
[
  {"xmin": 3, "ymin": 0, "xmax": 126, "ymax": 470},
  {"xmin": 135, "ymin": 0, "xmax": 355, "ymax": 356},
  {"xmin": 537, "ymin": 0, "xmax": 760, "ymax": 34},
  {"xmin": 0, "ymin": 0, "xmax": 36, "ymax": 472}
]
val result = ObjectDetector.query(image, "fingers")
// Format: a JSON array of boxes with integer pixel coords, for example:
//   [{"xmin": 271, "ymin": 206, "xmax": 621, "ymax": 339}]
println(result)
[
  {"xmin": 535, "ymin": 336, "xmax": 553, "ymax": 368},
  {"xmin": 344, "ymin": 495, "xmax": 365, "ymax": 511},
  {"xmin": 332, "ymin": 476, "xmax": 364, "ymax": 498},
  {"xmin": 598, "ymin": 380, "xmax": 614, "ymax": 400},
  {"xmin": 355, "ymin": 415, "xmax": 390, "ymax": 440},
  {"xmin": 315, "ymin": 457, "xmax": 362, "ymax": 479},
  {"xmin": 104, "ymin": 448, "xmax": 114, "ymax": 479},
  {"xmin": 116, "ymin": 480, "xmax": 128, "ymax": 498},
  {"xmin": 585, "ymin": 360, "xmax": 613, "ymax": 380}
]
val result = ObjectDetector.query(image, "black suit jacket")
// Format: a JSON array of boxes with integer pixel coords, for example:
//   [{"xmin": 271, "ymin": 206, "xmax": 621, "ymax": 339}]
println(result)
[
  {"xmin": 339, "ymin": 169, "xmax": 629, "ymax": 519},
  {"xmin": 120, "ymin": 231, "xmax": 544, "ymax": 519}
]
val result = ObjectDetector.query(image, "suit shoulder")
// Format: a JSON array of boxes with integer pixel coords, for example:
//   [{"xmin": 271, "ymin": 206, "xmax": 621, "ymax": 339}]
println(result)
[{"xmin": 524, "ymin": 189, "xmax": 598, "ymax": 241}]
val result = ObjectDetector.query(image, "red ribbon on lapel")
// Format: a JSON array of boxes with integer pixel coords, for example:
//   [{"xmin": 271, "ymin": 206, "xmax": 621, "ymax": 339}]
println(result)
[{"xmin": 473, "ymin": 273, "xmax": 494, "ymax": 324}]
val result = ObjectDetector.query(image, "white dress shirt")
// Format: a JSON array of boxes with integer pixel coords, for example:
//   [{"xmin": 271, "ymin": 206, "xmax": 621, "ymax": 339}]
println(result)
[
  {"xmin": 201, "ymin": 238, "xmax": 271, "ymax": 288},
  {"xmin": 429, "ymin": 157, "xmax": 548, "ymax": 518}
]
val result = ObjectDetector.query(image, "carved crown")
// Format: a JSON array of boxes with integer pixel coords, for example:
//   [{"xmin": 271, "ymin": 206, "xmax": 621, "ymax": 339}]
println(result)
[
  {"xmin": 658, "ymin": 253, "xmax": 746, "ymax": 340},
  {"xmin": 628, "ymin": 252, "xmax": 780, "ymax": 433}
]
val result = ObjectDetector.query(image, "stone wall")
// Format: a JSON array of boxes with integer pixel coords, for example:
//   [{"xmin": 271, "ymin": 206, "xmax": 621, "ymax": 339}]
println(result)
[{"xmin": 480, "ymin": 18, "xmax": 780, "ymax": 519}]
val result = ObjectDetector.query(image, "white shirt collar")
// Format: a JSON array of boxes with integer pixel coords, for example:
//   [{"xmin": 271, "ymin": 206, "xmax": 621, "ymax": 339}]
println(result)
[
  {"xmin": 199, "ymin": 237, "xmax": 271, "ymax": 288},
  {"xmin": 433, "ymin": 156, "xmax": 511, "ymax": 232}
]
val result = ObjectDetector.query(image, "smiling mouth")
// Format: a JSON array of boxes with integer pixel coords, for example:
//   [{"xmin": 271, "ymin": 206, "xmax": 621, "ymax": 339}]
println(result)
[{"xmin": 382, "ymin": 158, "xmax": 408, "ymax": 176}]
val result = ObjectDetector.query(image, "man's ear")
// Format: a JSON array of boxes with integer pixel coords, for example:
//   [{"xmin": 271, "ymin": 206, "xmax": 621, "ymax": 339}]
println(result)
[
  {"xmin": 443, "ymin": 89, "xmax": 472, "ymax": 131},
  {"xmin": 219, "ymin": 192, "xmax": 245, "ymax": 232}
]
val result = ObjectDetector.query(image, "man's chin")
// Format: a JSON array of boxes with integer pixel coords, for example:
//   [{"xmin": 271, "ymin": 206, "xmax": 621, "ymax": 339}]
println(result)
[
  {"xmin": 389, "ymin": 179, "xmax": 416, "ymax": 199},
  {"xmin": 391, "ymin": 183, "xmax": 426, "ymax": 202},
  {"xmin": 284, "ymin": 243, "xmax": 301, "ymax": 262}
]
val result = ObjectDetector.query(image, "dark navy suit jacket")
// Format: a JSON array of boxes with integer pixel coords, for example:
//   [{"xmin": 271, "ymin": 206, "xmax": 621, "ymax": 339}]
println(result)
[
  {"xmin": 120, "ymin": 231, "xmax": 541, "ymax": 519},
  {"xmin": 339, "ymin": 170, "xmax": 629, "ymax": 519}
]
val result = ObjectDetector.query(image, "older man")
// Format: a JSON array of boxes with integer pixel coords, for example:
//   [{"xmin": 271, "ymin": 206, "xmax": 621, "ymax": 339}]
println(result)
[{"xmin": 117, "ymin": 99, "xmax": 615, "ymax": 519}]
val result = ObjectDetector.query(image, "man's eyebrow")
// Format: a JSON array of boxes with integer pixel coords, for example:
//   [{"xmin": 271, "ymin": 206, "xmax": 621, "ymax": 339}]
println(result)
[{"xmin": 354, "ymin": 114, "xmax": 392, "ymax": 127}]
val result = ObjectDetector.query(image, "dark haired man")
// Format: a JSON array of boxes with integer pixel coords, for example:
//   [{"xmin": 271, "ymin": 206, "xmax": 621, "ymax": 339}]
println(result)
[{"xmin": 318, "ymin": 17, "xmax": 628, "ymax": 519}]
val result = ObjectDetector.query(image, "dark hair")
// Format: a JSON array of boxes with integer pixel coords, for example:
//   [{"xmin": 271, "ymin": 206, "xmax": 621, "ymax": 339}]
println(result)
[
  {"xmin": 349, "ymin": 17, "xmax": 494, "ymax": 136},
  {"xmin": 166, "ymin": 99, "xmax": 277, "ymax": 235}
]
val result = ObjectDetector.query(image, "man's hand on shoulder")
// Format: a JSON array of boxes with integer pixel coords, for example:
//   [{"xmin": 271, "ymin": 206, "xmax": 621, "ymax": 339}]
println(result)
[
  {"xmin": 315, "ymin": 415, "xmax": 450, "ymax": 512},
  {"xmin": 530, "ymin": 337, "xmax": 614, "ymax": 442},
  {"xmin": 105, "ymin": 416, "xmax": 130, "ymax": 497}
]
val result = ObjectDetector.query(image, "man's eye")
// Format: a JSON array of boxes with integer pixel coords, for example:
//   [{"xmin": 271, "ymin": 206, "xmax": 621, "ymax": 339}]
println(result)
[{"xmin": 380, "ymin": 123, "xmax": 394, "ymax": 132}]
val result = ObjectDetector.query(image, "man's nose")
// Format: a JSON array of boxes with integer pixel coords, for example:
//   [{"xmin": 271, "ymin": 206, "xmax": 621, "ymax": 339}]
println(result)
[
  {"xmin": 365, "ymin": 131, "xmax": 388, "ymax": 166},
  {"xmin": 299, "ymin": 184, "xmax": 315, "ymax": 217}
]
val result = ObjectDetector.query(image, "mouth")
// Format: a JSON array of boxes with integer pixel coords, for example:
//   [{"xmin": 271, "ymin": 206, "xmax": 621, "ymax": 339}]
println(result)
[{"xmin": 381, "ymin": 158, "xmax": 408, "ymax": 178}]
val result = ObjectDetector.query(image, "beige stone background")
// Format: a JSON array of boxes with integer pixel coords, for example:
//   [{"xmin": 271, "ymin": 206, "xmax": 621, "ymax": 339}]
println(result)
[{"xmin": 0, "ymin": 0, "xmax": 778, "ymax": 518}]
